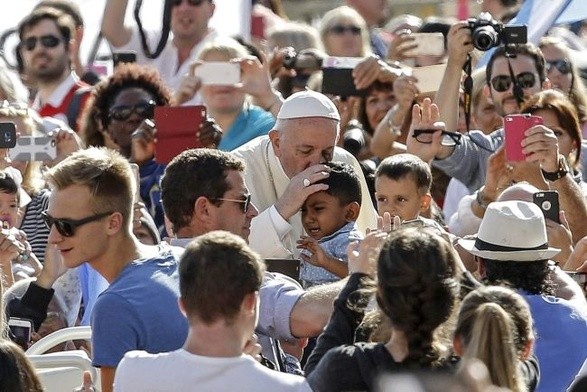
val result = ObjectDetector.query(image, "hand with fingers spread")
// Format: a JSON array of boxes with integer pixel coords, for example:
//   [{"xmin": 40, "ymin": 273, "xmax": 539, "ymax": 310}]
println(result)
[
  {"xmin": 347, "ymin": 231, "xmax": 387, "ymax": 276},
  {"xmin": 274, "ymin": 164, "xmax": 330, "ymax": 220},
  {"xmin": 405, "ymin": 98, "xmax": 445, "ymax": 162},
  {"xmin": 174, "ymin": 61, "xmax": 203, "ymax": 106}
]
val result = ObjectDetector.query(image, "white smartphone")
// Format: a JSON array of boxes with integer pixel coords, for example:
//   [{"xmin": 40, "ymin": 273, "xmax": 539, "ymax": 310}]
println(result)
[
  {"xmin": 8, "ymin": 317, "xmax": 33, "ymax": 350},
  {"xmin": 409, "ymin": 63, "xmax": 448, "ymax": 94},
  {"xmin": 194, "ymin": 62, "xmax": 240, "ymax": 85},
  {"xmin": 9, "ymin": 136, "xmax": 57, "ymax": 162},
  {"xmin": 403, "ymin": 33, "xmax": 445, "ymax": 57}
]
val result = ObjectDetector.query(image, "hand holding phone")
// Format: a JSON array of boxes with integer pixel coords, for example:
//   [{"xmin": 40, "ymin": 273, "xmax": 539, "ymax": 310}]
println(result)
[
  {"xmin": 8, "ymin": 317, "xmax": 33, "ymax": 350},
  {"xmin": 504, "ymin": 114, "xmax": 543, "ymax": 161},
  {"xmin": 533, "ymin": 190, "xmax": 560, "ymax": 223}
]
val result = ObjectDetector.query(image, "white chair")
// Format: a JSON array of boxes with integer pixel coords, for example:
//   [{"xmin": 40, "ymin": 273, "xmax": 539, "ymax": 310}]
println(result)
[{"xmin": 26, "ymin": 326, "xmax": 101, "ymax": 392}]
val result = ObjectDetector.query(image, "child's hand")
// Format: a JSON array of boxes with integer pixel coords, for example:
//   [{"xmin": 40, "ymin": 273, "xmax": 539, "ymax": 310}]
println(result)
[
  {"xmin": 347, "ymin": 231, "xmax": 387, "ymax": 276},
  {"xmin": 297, "ymin": 236, "xmax": 327, "ymax": 267}
]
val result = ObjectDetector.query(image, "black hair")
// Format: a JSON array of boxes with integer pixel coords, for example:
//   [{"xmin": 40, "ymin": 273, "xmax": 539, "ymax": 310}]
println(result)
[{"xmin": 314, "ymin": 161, "xmax": 362, "ymax": 206}]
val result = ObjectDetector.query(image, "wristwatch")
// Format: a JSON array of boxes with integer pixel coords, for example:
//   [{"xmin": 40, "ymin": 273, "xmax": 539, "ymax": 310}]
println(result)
[{"xmin": 542, "ymin": 156, "xmax": 570, "ymax": 182}]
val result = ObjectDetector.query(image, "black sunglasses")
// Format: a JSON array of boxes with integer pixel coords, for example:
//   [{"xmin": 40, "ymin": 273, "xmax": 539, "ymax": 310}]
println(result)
[
  {"xmin": 212, "ymin": 195, "xmax": 252, "ymax": 214},
  {"xmin": 21, "ymin": 35, "xmax": 61, "ymax": 51},
  {"xmin": 42, "ymin": 211, "xmax": 113, "ymax": 237},
  {"xmin": 108, "ymin": 100, "xmax": 156, "ymax": 122},
  {"xmin": 412, "ymin": 129, "xmax": 462, "ymax": 146},
  {"xmin": 171, "ymin": 0, "xmax": 205, "ymax": 6},
  {"xmin": 329, "ymin": 25, "xmax": 361, "ymax": 35},
  {"xmin": 546, "ymin": 59, "xmax": 571, "ymax": 75},
  {"xmin": 490, "ymin": 72, "xmax": 536, "ymax": 92}
]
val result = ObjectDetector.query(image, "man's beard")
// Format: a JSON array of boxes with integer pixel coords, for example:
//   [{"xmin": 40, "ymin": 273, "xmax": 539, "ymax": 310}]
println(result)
[{"xmin": 30, "ymin": 56, "xmax": 68, "ymax": 83}]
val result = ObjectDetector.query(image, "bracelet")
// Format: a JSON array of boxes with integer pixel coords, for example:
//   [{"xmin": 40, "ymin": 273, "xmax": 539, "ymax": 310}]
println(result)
[{"xmin": 475, "ymin": 187, "xmax": 491, "ymax": 209}]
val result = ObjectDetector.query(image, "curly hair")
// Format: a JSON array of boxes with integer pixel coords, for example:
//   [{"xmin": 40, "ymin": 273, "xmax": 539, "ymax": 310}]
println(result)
[
  {"xmin": 376, "ymin": 227, "xmax": 459, "ymax": 368},
  {"xmin": 91, "ymin": 63, "xmax": 171, "ymax": 131},
  {"xmin": 482, "ymin": 259, "xmax": 555, "ymax": 296}
]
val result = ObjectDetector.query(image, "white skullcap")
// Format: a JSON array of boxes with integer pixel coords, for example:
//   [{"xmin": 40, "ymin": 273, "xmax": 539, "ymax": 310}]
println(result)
[{"xmin": 277, "ymin": 89, "xmax": 340, "ymax": 121}]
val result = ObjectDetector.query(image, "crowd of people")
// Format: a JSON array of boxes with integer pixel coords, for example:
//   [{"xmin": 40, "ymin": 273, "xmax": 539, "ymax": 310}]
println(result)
[{"xmin": 0, "ymin": 0, "xmax": 586, "ymax": 391}]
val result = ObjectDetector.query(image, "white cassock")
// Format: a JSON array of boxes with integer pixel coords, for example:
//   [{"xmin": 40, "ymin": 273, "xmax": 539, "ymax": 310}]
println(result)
[{"xmin": 233, "ymin": 135, "xmax": 378, "ymax": 259}]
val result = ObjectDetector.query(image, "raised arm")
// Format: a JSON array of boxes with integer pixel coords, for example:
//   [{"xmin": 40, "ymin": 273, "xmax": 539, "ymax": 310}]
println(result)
[{"xmin": 101, "ymin": 0, "xmax": 133, "ymax": 48}]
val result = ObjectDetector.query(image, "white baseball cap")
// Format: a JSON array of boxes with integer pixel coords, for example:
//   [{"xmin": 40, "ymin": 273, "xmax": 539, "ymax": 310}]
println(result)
[{"xmin": 277, "ymin": 89, "xmax": 340, "ymax": 121}]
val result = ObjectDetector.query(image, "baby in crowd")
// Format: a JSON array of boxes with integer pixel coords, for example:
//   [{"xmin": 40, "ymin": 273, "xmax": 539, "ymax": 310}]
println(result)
[{"xmin": 297, "ymin": 162, "xmax": 363, "ymax": 288}]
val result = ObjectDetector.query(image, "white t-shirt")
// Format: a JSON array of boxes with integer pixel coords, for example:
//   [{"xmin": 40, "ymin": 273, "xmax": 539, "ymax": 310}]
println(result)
[{"xmin": 114, "ymin": 349, "xmax": 312, "ymax": 392}]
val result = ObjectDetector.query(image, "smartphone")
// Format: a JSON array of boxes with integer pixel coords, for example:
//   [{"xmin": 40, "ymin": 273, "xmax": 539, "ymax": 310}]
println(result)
[
  {"xmin": 130, "ymin": 163, "xmax": 140, "ymax": 202},
  {"xmin": 409, "ymin": 63, "xmax": 447, "ymax": 94},
  {"xmin": 8, "ymin": 317, "xmax": 33, "ymax": 350},
  {"xmin": 194, "ymin": 62, "xmax": 240, "ymax": 85},
  {"xmin": 321, "ymin": 56, "xmax": 366, "ymax": 97},
  {"xmin": 504, "ymin": 114, "xmax": 543, "ymax": 161},
  {"xmin": 403, "ymin": 33, "xmax": 445, "ymax": 57},
  {"xmin": 533, "ymin": 190, "xmax": 560, "ymax": 223},
  {"xmin": 154, "ymin": 105, "xmax": 206, "ymax": 165},
  {"xmin": 112, "ymin": 51, "xmax": 137, "ymax": 67},
  {"xmin": 0, "ymin": 122, "xmax": 17, "ymax": 148},
  {"xmin": 251, "ymin": 15, "xmax": 265, "ymax": 39},
  {"xmin": 9, "ymin": 136, "xmax": 56, "ymax": 161}
]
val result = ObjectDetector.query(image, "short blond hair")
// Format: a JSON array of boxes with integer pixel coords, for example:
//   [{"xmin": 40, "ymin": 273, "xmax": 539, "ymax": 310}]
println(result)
[{"xmin": 45, "ymin": 147, "xmax": 134, "ymax": 229}]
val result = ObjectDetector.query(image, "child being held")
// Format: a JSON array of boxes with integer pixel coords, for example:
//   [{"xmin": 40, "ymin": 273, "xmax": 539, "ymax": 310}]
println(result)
[
  {"xmin": 297, "ymin": 162, "xmax": 363, "ymax": 288},
  {"xmin": 374, "ymin": 153, "xmax": 444, "ymax": 231}
]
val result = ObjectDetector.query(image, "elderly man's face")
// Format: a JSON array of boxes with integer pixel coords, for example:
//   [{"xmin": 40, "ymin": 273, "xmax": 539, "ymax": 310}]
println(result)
[{"xmin": 271, "ymin": 117, "xmax": 339, "ymax": 179}]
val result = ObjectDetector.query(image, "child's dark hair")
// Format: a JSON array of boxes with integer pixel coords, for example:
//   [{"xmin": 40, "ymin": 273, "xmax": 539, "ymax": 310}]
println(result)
[
  {"xmin": 375, "ymin": 154, "xmax": 431, "ymax": 195},
  {"xmin": 315, "ymin": 162, "xmax": 362, "ymax": 206},
  {"xmin": 0, "ymin": 171, "xmax": 19, "ymax": 197}
]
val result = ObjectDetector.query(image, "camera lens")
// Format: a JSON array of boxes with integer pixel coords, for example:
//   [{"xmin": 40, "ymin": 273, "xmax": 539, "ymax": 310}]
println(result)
[
  {"xmin": 541, "ymin": 201, "xmax": 551, "ymax": 211},
  {"xmin": 4, "ymin": 131, "xmax": 12, "ymax": 141},
  {"xmin": 472, "ymin": 26, "xmax": 499, "ymax": 51},
  {"xmin": 343, "ymin": 127, "xmax": 365, "ymax": 157}
]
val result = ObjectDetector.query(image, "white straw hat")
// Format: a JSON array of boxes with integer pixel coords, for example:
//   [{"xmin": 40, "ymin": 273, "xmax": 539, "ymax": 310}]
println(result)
[
  {"xmin": 458, "ymin": 200, "xmax": 560, "ymax": 262},
  {"xmin": 277, "ymin": 89, "xmax": 340, "ymax": 121}
]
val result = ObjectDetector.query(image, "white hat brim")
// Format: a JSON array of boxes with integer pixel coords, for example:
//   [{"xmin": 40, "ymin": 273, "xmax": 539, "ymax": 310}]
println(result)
[{"xmin": 458, "ymin": 238, "xmax": 560, "ymax": 262}]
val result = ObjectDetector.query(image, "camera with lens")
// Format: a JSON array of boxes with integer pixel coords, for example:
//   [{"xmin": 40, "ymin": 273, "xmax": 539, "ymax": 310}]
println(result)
[
  {"xmin": 342, "ymin": 120, "xmax": 365, "ymax": 157},
  {"xmin": 282, "ymin": 48, "xmax": 323, "ymax": 72},
  {"xmin": 467, "ymin": 12, "xmax": 527, "ymax": 51}
]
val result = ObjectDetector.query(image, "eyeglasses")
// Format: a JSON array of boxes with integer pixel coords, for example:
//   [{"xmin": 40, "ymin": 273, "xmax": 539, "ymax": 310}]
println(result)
[
  {"xmin": 21, "ymin": 35, "xmax": 62, "ymax": 51},
  {"xmin": 412, "ymin": 129, "xmax": 462, "ymax": 146},
  {"xmin": 212, "ymin": 195, "xmax": 252, "ymax": 214},
  {"xmin": 108, "ymin": 100, "xmax": 156, "ymax": 122},
  {"xmin": 545, "ymin": 59, "xmax": 571, "ymax": 75},
  {"xmin": 171, "ymin": 0, "xmax": 205, "ymax": 6},
  {"xmin": 329, "ymin": 25, "xmax": 361, "ymax": 35},
  {"xmin": 42, "ymin": 211, "xmax": 113, "ymax": 237},
  {"xmin": 490, "ymin": 72, "xmax": 536, "ymax": 92}
]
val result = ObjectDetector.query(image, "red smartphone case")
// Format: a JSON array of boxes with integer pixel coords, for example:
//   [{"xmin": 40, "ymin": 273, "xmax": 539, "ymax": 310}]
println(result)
[
  {"xmin": 504, "ymin": 114, "xmax": 543, "ymax": 162},
  {"xmin": 154, "ymin": 106, "xmax": 206, "ymax": 165}
]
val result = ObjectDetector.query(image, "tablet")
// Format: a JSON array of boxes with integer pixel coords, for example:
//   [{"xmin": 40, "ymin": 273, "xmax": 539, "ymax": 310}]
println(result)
[{"xmin": 154, "ymin": 105, "xmax": 206, "ymax": 165}]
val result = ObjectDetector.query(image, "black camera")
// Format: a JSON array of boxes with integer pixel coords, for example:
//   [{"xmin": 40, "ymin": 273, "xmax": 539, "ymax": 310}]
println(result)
[
  {"xmin": 467, "ymin": 12, "xmax": 527, "ymax": 51},
  {"xmin": 343, "ymin": 122, "xmax": 365, "ymax": 157},
  {"xmin": 282, "ymin": 48, "xmax": 323, "ymax": 72}
]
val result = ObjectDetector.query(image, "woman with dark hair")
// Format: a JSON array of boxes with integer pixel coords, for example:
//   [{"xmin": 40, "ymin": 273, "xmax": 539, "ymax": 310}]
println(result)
[{"xmin": 305, "ymin": 228, "xmax": 459, "ymax": 391}]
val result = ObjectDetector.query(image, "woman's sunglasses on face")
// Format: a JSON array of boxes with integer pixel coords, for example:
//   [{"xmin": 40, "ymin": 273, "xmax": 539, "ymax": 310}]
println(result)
[
  {"xmin": 108, "ymin": 100, "xmax": 156, "ymax": 122},
  {"xmin": 42, "ymin": 211, "xmax": 113, "ymax": 237},
  {"xmin": 329, "ymin": 25, "xmax": 361, "ymax": 36},
  {"xmin": 21, "ymin": 35, "xmax": 62, "ymax": 51},
  {"xmin": 490, "ymin": 72, "xmax": 536, "ymax": 92},
  {"xmin": 545, "ymin": 59, "xmax": 571, "ymax": 75}
]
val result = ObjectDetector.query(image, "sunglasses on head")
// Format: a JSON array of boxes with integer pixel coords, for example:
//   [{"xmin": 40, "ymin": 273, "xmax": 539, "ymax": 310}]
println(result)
[
  {"xmin": 329, "ymin": 25, "xmax": 361, "ymax": 35},
  {"xmin": 108, "ymin": 100, "xmax": 156, "ymax": 122},
  {"xmin": 171, "ymin": 0, "xmax": 205, "ymax": 6},
  {"xmin": 546, "ymin": 59, "xmax": 571, "ymax": 75},
  {"xmin": 212, "ymin": 194, "xmax": 252, "ymax": 214},
  {"xmin": 21, "ymin": 35, "xmax": 61, "ymax": 51},
  {"xmin": 42, "ymin": 211, "xmax": 113, "ymax": 237},
  {"xmin": 490, "ymin": 72, "xmax": 536, "ymax": 92}
]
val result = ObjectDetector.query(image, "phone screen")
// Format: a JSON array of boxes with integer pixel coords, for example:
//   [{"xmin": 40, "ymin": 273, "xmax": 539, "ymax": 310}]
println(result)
[{"xmin": 8, "ymin": 318, "xmax": 33, "ymax": 350}]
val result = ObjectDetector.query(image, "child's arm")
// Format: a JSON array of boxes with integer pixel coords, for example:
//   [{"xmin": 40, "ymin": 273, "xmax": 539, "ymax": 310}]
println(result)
[{"xmin": 297, "ymin": 236, "xmax": 349, "ymax": 278}]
